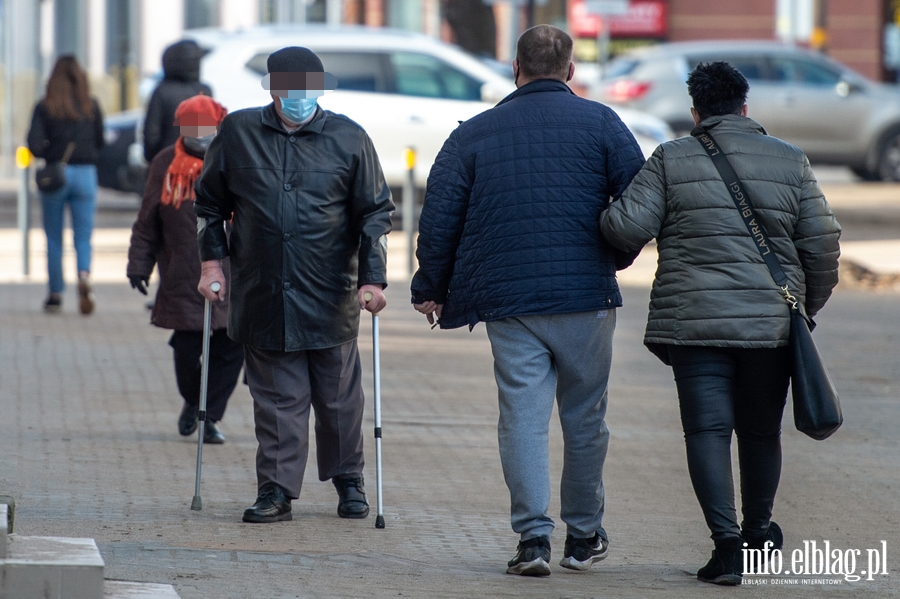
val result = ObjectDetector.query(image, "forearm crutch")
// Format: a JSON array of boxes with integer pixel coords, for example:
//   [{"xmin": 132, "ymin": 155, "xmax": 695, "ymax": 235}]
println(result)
[
  {"xmin": 363, "ymin": 291, "xmax": 385, "ymax": 529},
  {"xmin": 191, "ymin": 281, "xmax": 219, "ymax": 511}
]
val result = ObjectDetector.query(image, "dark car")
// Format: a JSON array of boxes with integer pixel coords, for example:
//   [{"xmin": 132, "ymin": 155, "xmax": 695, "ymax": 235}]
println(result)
[
  {"xmin": 593, "ymin": 41, "xmax": 900, "ymax": 181},
  {"xmin": 97, "ymin": 109, "xmax": 147, "ymax": 193}
]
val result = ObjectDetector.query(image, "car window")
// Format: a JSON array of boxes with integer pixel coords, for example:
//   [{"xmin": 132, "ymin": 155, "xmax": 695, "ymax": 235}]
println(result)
[
  {"xmin": 390, "ymin": 52, "xmax": 483, "ymax": 101},
  {"xmin": 317, "ymin": 52, "xmax": 391, "ymax": 92},
  {"xmin": 605, "ymin": 58, "xmax": 640, "ymax": 78},
  {"xmin": 244, "ymin": 50, "xmax": 391, "ymax": 93},
  {"xmin": 770, "ymin": 57, "xmax": 841, "ymax": 86},
  {"xmin": 688, "ymin": 54, "xmax": 769, "ymax": 81}
]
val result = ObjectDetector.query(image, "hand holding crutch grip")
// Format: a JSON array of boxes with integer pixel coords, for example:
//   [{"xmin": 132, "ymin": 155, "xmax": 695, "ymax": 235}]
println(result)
[
  {"xmin": 363, "ymin": 291, "xmax": 386, "ymax": 529},
  {"xmin": 192, "ymin": 280, "xmax": 220, "ymax": 511}
]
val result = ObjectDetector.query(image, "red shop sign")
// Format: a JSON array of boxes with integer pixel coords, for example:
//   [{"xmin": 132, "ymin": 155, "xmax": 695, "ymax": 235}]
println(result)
[{"xmin": 569, "ymin": 0, "xmax": 668, "ymax": 38}]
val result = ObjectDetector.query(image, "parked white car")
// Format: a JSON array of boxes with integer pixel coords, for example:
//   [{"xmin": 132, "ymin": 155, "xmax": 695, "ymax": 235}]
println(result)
[{"xmin": 164, "ymin": 26, "xmax": 671, "ymax": 189}]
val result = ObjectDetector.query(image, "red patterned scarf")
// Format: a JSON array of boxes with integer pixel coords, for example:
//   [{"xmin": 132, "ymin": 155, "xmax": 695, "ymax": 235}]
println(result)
[{"xmin": 160, "ymin": 138, "xmax": 203, "ymax": 209}]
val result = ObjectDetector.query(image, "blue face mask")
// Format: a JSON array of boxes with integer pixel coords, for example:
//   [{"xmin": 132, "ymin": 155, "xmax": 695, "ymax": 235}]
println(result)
[{"xmin": 280, "ymin": 97, "xmax": 318, "ymax": 124}]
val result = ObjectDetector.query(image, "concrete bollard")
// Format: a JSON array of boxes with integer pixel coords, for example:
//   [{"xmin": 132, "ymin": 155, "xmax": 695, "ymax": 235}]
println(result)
[{"xmin": 0, "ymin": 495, "xmax": 15, "ymax": 533}]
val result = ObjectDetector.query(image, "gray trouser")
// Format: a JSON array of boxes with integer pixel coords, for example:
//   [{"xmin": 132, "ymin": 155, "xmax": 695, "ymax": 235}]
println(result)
[
  {"xmin": 486, "ymin": 310, "xmax": 615, "ymax": 542},
  {"xmin": 243, "ymin": 340, "xmax": 365, "ymax": 499}
]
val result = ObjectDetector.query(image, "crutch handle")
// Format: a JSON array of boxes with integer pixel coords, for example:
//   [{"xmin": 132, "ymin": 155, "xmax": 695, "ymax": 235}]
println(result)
[{"xmin": 363, "ymin": 291, "xmax": 373, "ymax": 302}]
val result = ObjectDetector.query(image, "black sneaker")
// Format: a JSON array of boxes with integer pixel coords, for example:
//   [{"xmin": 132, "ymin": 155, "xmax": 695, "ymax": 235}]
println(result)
[
  {"xmin": 559, "ymin": 532, "xmax": 609, "ymax": 571},
  {"xmin": 43, "ymin": 293, "xmax": 62, "ymax": 313},
  {"xmin": 506, "ymin": 536, "xmax": 551, "ymax": 576},
  {"xmin": 697, "ymin": 537, "xmax": 743, "ymax": 586}
]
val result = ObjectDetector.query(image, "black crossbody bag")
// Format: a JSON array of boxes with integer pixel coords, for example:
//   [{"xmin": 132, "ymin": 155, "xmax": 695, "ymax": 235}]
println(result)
[
  {"xmin": 36, "ymin": 142, "xmax": 75, "ymax": 193},
  {"xmin": 693, "ymin": 127, "xmax": 842, "ymax": 440}
]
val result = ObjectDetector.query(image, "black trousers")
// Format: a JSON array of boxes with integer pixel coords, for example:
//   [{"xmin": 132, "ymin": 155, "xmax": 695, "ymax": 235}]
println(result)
[
  {"xmin": 168, "ymin": 329, "xmax": 244, "ymax": 423},
  {"xmin": 668, "ymin": 345, "xmax": 791, "ymax": 542}
]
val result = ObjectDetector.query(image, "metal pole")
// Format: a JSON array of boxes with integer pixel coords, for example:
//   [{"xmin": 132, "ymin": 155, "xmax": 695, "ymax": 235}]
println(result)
[
  {"xmin": 326, "ymin": 0, "xmax": 342, "ymax": 26},
  {"xmin": 191, "ymin": 280, "xmax": 220, "ymax": 511},
  {"xmin": 16, "ymin": 149, "xmax": 30, "ymax": 276},
  {"xmin": 402, "ymin": 147, "xmax": 416, "ymax": 278},
  {"xmin": 596, "ymin": 15, "xmax": 610, "ymax": 77},
  {"xmin": 3, "ymin": 0, "xmax": 16, "ymax": 177}
]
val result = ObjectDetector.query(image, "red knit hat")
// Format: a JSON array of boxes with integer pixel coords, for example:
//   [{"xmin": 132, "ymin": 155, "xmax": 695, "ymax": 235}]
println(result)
[
  {"xmin": 172, "ymin": 94, "xmax": 227, "ymax": 127},
  {"xmin": 161, "ymin": 94, "xmax": 227, "ymax": 209}
]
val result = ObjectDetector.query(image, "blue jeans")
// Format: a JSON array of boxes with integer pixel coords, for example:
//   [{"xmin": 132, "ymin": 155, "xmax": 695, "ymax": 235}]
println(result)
[
  {"xmin": 40, "ymin": 164, "xmax": 98, "ymax": 293},
  {"xmin": 486, "ymin": 309, "xmax": 615, "ymax": 542}
]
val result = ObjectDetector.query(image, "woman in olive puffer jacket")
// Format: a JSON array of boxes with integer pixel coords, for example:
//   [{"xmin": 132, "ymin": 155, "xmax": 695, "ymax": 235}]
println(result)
[{"xmin": 600, "ymin": 62, "xmax": 840, "ymax": 586}]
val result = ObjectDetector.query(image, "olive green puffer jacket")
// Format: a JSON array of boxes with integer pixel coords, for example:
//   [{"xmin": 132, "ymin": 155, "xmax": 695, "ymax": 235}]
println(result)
[{"xmin": 600, "ymin": 115, "xmax": 841, "ymax": 361}]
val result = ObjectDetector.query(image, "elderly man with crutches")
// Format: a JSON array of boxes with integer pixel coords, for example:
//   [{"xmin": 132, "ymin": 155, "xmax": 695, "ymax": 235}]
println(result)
[{"xmin": 195, "ymin": 46, "xmax": 394, "ymax": 524}]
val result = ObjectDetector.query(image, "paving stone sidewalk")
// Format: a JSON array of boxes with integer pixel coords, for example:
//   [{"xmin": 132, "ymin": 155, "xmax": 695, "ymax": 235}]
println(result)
[{"xmin": 1, "ymin": 274, "xmax": 898, "ymax": 598}]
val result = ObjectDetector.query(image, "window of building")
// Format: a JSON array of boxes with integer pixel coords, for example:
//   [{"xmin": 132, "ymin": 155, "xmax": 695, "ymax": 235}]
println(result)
[{"xmin": 185, "ymin": 0, "xmax": 220, "ymax": 29}]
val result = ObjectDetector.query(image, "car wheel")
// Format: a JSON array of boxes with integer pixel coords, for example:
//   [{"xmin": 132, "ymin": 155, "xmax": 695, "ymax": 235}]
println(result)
[{"xmin": 877, "ymin": 127, "xmax": 900, "ymax": 181}]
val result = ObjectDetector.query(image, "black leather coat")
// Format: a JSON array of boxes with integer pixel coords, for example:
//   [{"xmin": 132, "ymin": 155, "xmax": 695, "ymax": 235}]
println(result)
[{"xmin": 194, "ymin": 103, "xmax": 394, "ymax": 351}]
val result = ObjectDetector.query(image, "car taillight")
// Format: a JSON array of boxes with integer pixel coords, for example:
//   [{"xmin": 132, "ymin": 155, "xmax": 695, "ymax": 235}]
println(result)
[{"xmin": 603, "ymin": 80, "xmax": 652, "ymax": 103}]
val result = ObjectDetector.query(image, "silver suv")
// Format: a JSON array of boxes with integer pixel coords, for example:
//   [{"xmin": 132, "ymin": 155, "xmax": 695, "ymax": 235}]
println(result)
[{"xmin": 593, "ymin": 41, "xmax": 900, "ymax": 181}]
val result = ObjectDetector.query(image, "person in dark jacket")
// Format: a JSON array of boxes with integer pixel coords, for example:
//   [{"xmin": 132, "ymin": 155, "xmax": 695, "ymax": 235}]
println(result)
[
  {"xmin": 127, "ymin": 95, "xmax": 242, "ymax": 445},
  {"xmin": 143, "ymin": 40, "xmax": 212, "ymax": 163},
  {"xmin": 411, "ymin": 25, "xmax": 644, "ymax": 576},
  {"xmin": 27, "ymin": 55, "xmax": 104, "ymax": 315},
  {"xmin": 600, "ymin": 62, "xmax": 841, "ymax": 586},
  {"xmin": 194, "ymin": 47, "xmax": 394, "ymax": 524}
]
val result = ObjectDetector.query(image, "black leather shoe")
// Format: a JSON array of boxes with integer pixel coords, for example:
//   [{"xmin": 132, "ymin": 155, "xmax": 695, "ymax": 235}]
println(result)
[
  {"xmin": 178, "ymin": 403, "xmax": 198, "ymax": 436},
  {"xmin": 242, "ymin": 484, "xmax": 292, "ymax": 523},
  {"xmin": 333, "ymin": 475, "xmax": 369, "ymax": 519},
  {"xmin": 204, "ymin": 421, "xmax": 225, "ymax": 444}
]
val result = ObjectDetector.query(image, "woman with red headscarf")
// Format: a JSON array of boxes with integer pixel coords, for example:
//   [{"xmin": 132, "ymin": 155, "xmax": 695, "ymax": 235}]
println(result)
[{"xmin": 127, "ymin": 95, "xmax": 241, "ymax": 444}]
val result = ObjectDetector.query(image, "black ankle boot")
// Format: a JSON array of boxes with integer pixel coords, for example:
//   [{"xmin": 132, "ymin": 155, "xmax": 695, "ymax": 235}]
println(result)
[
  {"xmin": 743, "ymin": 521, "xmax": 783, "ymax": 551},
  {"xmin": 698, "ymin": 537, "xmax": 743, "ymax": 586}
]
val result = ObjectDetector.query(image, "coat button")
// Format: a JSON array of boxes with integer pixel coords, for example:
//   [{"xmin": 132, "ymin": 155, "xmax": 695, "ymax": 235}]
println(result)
[
  {"xmin": 283, "ymin": 183, "xmax": 291, "ymax": 191},
  {"xmin": 283, "ymin": 282, "xmax": 291, "ymax": 290},
  {"xmin": 283, "ymin": 233, "xmax": 291, "ymax": 241},
  {"xmin": 289, "ymin": 136, "xmax": 296, "ymax": 143}
]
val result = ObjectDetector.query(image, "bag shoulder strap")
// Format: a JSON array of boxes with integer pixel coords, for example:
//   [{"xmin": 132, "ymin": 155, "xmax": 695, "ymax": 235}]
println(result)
[
  {"xmin": 61, "ymin": 142, "xmax": 75, "ymax": 165},
  {"xmin": 692, "ymin": 127, "xmax": 789, "ymax": 289}
]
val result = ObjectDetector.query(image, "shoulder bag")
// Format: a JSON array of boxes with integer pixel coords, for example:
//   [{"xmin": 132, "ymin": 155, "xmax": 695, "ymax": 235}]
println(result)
[
  {"xmin": 693, "ymin": 126, "xmax": 842, "ymax": 440},
  {"xmin": 35, "ymin": 142, "xmax": 75, "ymax": 193}
]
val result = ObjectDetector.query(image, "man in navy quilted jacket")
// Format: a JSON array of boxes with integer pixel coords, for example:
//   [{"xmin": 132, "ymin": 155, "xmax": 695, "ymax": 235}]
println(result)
[{"xmin": 411, "ymin": 25, "xmax": 644, "ymax": 576}]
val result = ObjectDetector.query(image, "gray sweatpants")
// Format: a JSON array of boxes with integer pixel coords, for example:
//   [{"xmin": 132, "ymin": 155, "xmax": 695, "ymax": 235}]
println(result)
[
  {"xmin": 243, "ymin": 341, "xmax": 365, "ymax": 499},
  {"xmin": 485, "ymin": 309, "xmax": 615, "ymax": 542}
]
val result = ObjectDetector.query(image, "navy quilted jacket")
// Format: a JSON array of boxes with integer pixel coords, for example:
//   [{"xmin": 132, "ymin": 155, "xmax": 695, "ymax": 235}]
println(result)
[{"xmin": 411, "ymin": 79, "xmax": 645, "ymax": 329}]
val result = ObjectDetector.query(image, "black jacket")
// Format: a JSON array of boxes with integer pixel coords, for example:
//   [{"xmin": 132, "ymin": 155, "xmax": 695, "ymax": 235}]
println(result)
[
  {"xmin": 411, "ymin": 80, "xmax": 645, "ymax": 329},
  {"xmin": 143, "ymin": 40, "xmax": 212, "ymax": 162},
  {"xmin": 27, "ymin": 100, "xmax": 104, "ymax": 165},
  {"xmin": 194, "ymin": 103, "xmax": 394, "ymax": 351}
]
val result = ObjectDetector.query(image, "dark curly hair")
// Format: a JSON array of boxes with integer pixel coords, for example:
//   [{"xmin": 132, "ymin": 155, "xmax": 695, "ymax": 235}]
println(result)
[{"xmin": 687, "ymin": 61, "xmax": 749, "ymax": 122}]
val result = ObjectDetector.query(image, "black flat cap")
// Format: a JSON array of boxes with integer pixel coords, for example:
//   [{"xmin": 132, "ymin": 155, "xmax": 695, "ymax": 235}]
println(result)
[{"xmin": 267, "ymin": 47, "xmax": 324, "ymax": 73}]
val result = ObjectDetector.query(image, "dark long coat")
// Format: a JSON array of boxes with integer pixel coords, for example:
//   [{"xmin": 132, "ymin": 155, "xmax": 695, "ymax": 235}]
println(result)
[
  {"xmin": 194, "ymin": 104, "xmax": 394, "ymax": 351},
  {"xmin": 127, "ymin": 144, "xmax": 231, "ymax": 331}
]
